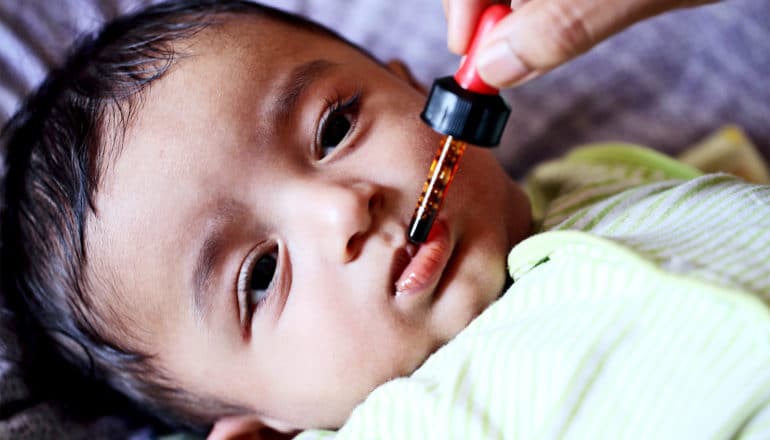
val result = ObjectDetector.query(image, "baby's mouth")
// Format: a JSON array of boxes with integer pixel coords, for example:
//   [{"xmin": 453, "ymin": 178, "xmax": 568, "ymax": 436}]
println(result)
[
  {"xmin": 391, "ymin": 220, "xmax": 452, "ymax": 297},
  {"xmin": 389, "ymin": 243, "xmax": 417, "ymax": 291}
]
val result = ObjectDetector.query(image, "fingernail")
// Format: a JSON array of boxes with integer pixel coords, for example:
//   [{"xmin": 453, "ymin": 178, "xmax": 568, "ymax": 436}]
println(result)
[{"xmin": 476, "ymin": 40, "xmax": 530, "ymax": 87}]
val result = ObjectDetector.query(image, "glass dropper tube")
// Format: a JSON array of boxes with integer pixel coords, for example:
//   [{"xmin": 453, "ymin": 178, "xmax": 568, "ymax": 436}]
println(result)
[{"xmin": 407, "ymin": 135, "xmax": 467, "ymax": 243}]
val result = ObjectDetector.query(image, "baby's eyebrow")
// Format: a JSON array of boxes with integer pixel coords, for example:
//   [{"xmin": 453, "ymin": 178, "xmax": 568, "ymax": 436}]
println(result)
[
  {"xmin": 192, "ymin": 197, "xmax": 245, "ymax": 324},
  {"xmin": 269, "ymin": 58, "xmax": 338, "ymax": 124}
]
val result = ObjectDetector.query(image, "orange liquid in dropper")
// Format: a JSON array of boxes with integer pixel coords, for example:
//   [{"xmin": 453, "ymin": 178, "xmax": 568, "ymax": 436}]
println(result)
[{"xmin": 407, "ymin": 135, "xmax": 467, "ymax": 243}]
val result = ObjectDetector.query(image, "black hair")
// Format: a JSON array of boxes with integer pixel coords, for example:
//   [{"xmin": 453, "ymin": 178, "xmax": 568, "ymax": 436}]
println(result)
[{"xmin": 0, "ymin": 0, "xmax": 355, "ymax": 433}]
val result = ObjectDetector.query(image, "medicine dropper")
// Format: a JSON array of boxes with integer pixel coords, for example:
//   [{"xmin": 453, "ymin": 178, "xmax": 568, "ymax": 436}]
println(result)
[{"xmin": 407, "ymin": 4, "xmax": 512, "ymax": 243}]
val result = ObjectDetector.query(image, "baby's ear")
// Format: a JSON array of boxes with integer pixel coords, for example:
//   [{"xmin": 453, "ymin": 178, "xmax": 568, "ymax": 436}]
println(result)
[
  {"xmin": 208, "ymin": 414, "xmax": 293, "ymax": 440},
  {"xmin": 386, "ymin": 60, "xmax": 427, "ymax": 94}
]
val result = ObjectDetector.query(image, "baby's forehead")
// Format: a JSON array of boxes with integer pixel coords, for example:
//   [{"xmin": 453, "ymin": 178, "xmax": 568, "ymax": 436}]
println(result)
[
  {"xmin": 185, "ymin": 12, "xmax": 347, "ymax": 63},
  {"xmin": 100, "ymin": 11, "xmax": 358, "ymax": 173}
]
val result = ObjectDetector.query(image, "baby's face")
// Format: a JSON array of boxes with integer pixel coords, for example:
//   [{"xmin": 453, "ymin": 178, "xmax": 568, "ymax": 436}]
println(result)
[{"xmin": 86, "ymin": 16, "xmax": 530, "ymax": 432}]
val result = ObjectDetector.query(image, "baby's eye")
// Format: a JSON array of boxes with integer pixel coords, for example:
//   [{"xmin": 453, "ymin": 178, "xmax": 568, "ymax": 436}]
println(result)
[
  {"xmin": 320, "ymin": 112, "xmax": 352, "ymax": 155},
  {"xmin": 249, "ymin": 253, "xmax": 276, "ymax": 295},
  {"xmin": 317, "ymin": 91, "xmax": 361, "ymax": 159},
  {"xmin": 238, "ymin": 248, "xmax": 278, "ymax": 328}
]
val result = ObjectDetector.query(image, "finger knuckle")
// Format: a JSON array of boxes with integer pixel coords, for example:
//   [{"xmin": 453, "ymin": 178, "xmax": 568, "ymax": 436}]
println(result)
[{"xmin": 541, "ymin": 1, "xmax": 594, "ymax": 61}]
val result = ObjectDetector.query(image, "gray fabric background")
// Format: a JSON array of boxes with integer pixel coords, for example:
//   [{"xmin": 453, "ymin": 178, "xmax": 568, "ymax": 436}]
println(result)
[{"xmin": 1, "ymin": 0, "xmax": 768, "ymax": 438}]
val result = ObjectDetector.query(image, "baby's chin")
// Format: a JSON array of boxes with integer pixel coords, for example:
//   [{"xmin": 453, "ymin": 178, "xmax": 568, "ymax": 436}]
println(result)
[{"xmin": 430, "ymin": 271, "xmax": 504, "ymax": 345}]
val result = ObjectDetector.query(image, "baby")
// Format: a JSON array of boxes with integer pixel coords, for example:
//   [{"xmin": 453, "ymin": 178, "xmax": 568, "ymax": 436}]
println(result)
[
  {"xmin": 1, "ymin": 0, "xmax": 529, "ymax": 434},
  {"xmin": 2, "ymin": 1, "xmax": 770, "ymax": 439}
]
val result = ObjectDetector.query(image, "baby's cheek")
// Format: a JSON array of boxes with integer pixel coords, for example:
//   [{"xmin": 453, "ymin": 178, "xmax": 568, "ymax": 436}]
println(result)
[{"xmin": 437, "ymin": 279, "xmax": 489, "ymax": 341}]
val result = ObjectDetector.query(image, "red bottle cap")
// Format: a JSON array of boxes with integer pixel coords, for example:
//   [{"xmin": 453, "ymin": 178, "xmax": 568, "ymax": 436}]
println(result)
[{"xmin": 453, "ymin": 4, "xmax": 512, "ymax": 95}]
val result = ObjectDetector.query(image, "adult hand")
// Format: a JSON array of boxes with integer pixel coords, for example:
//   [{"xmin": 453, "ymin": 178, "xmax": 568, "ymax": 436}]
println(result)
[{"xmin": 443, "ymin": 0, "xmax": 717, "ymax": 87}]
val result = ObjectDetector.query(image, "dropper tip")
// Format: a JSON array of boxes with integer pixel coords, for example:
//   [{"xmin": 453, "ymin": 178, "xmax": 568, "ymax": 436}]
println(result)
[{"xmin": 407, "ymin": 215, "xmax": 433, "ymax": 243}]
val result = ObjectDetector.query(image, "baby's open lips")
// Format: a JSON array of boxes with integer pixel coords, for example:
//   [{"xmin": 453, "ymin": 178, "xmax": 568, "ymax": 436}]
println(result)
[
  {"xmin": 389, "ymin": 242, "xmax": 417, "ymax": 293},
  {"xmin": 390, "ymin": 220, "xmax": 452, "ymax": 297}
]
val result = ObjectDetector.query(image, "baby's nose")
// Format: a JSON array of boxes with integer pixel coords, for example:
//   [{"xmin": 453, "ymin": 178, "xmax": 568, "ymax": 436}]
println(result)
[{"xmin": 309, "ymin": 181, "xmax": 380, "ymax": 263}]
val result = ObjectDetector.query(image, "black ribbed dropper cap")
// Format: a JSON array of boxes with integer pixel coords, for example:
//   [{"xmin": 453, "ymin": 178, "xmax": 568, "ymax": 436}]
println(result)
[{"xmin": 420, "ymin": 76, "xmax": 510, "ymax": 147}]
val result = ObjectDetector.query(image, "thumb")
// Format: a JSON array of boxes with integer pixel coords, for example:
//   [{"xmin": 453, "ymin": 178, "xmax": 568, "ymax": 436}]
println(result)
[{"xmin": 475, "ymin": 0, "xmax": 670, "ymax": 87}]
